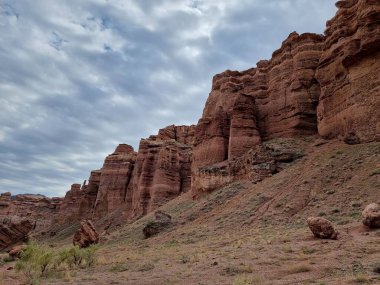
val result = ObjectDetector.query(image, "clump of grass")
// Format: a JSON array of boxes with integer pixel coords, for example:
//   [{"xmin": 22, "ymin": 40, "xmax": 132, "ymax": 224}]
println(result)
[
  {"xmin": 351, "ymin": 275, "xmax": 371, "ymax": 284},
  {"xmin": 223, "ymin": 265, "xmax": 253, "ymax": 276},
  {"xmin": 286, "ymin": 263, "xmax": 312, "ymax": 274},
  {"xmin": 15, "ymin": 242, "xmax": 99, "ymax": 285},
  {"xmin": 301, "ymin": 246, "xmax": 317, "ymax": 255},
  {"xmin": 233, "ymin": 275, "xmax": 262, "ymax": 285},
  {"xmin": 180, "ymin": 255, "xmax": 190, "ymax": 264},
  {"xmin": 110, "ymin": 263, "xmax": 129, "ymax": 272},
  {"xmin": 370, "ymin": 169, "xmax": 380, "ymax": 176},
  {"xmin": 137, "ymin": 262, "xmax": 155, "ymax": 272}
]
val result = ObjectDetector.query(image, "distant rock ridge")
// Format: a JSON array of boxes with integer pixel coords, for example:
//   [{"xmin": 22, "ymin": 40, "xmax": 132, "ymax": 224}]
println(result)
[{"xmin": 1, "ymin": 0, "xmax": 378, "ymax": 241}]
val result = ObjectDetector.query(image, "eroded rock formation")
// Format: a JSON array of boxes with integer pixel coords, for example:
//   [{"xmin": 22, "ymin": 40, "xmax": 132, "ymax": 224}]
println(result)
[
  {"xmin": 127, "ymin": 125, "xmax": 194, "ymax": 219},
  {"xmin": 73, "ymin": 220, "xmax": 99, "ymax": 248},
  {"xmin": 0, "ymin": 219, "xmax": 34, "ymax": 250},
  {"xmin": 1, "ymin": 0, "xmax": 379, "ymax": 238},
  {"xmin": 93, "ymin": 144, "xmax": 136, "ymax": 217},
  {"xmin": 316, "ymin": 0, "xmax": 380, "ymax": 142}
]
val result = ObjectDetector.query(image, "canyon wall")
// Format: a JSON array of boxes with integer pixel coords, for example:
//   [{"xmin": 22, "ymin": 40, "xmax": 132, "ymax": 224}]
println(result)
[
  {"xmin": 316, "ymin": 0, "xmax": 380, "ymax": 142},
  {"xmin": 1, "ymin": 0, "xmax": 378, "ymax": 240},
  {"xmin": 50, "ymin": 125, "xmax": 195, "ymax": 226}
]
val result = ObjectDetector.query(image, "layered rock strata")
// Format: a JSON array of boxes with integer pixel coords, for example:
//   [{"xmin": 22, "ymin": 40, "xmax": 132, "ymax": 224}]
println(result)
[
  {"xmin": 125, "ymin": 125, "xmax": 195, "ymax": 218},
  {"xmin": 55, "ymin": 125, "xmax": 195, "ymax": 223},
  {"xmin": 0, "ymin": 219, "xmax": 34, "ymax": 250},
  {"xmin": 1, "ymin": 0, "xmax": 379, "ymax": 238},
  {"xmin": 316, "ymin": 0, "xmax": 380, "ymax": 142},
  {"xmin": 191, "ymin": 32, "xmax": 325, "ymax": 197},
  {"xmin": 0, "ymin": 192, "xmax": 61, "ymax": 231}
]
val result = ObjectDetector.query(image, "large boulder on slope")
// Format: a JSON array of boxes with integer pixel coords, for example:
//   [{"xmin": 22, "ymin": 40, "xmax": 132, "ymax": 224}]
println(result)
[
  {"xmin": 307, "ymin": 217, "xmax": 338, "ymax": 240},
  {"xmin": 362, "ymin": 203, "xmax": 380, "ymax": 229},
  {"xmin": 73, "ymin": 220, "xmax": 99, "ymax": 248}
]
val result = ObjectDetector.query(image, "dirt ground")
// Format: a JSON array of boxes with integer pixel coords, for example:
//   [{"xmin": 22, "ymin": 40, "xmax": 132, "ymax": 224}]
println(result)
[{"xmin": 1, "ymin": 140, "xmax": 380, "ymax": 285}]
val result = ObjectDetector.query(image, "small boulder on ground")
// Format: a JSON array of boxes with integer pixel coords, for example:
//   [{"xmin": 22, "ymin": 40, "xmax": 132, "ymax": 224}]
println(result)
[
  {"xmin": 362, "ymin": 203, "xmax": 380, "ymax": 228},
  {"xmin": 73, "ymin": 220, "xmax": 99, "ymax": 248},
  {"xmin": 8, "ymin": 244, "xmax": 27, "ymax": 259},
  {"xmin": 307, "ymin": 217, "xmax": 338, "ymax": 239},
  {"xmin": 143, "ymin": 211, "xmax": 172, "ymax": 238}
]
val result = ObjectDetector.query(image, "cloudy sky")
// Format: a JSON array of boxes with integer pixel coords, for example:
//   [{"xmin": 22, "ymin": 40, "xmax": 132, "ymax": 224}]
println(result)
[{"xmin": 0, "ymin": 0, "xmax": 337, "ymax": 197}]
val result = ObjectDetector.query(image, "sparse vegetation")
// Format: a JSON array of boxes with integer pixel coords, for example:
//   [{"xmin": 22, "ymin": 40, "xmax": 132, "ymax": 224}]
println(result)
[
  {"xmin": 15, "ymin": 242, "xmax": 98, "ymax": 285},
  {"xmin": 110, "ymin": 263, "xmax": 129, "ymax": 272},
  {"xmin": 286, "ymin": 263, "xmax": 312, "ymax": 274}
]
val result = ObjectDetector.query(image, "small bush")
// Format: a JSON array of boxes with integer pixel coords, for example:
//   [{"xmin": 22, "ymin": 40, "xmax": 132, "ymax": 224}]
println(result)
[
  {"xmin": 137, "ymin": 262, "xmax": 155, "ymax": 272},
  {"xmin": 286, "ymin": 263, "xmax": 312, "ymax": 274},
  {"xmin": 15, "ymin": 243, "xmax": 99, "ymax": 285},
  {"xmin": 110, "ymin": 263, "xmax": 129, "ymax": 272}
]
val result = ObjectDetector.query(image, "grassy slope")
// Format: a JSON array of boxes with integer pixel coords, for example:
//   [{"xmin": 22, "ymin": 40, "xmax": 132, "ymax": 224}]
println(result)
[{"xmin": 2, "ymin": 140, "xmax": 380, "ymax": 285}]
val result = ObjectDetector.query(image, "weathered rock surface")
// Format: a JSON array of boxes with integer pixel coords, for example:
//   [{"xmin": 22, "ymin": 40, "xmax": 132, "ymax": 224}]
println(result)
[
  {"xmin": 143, "ymin": 211, "xmax": 172, "ymax": 238},
  {"xmin": 73, "ymin": 220, "xmax": 99, "ymax": 248},
  {"xmin": 362, "ymin": 203, "xmax": 380, "ymax": 228},
  {"xmin": 191, "ymin": 32, "xmax": 324, "ymax": 197},
  {"xmin": 316, "ymin": 0, "xmax": 380, "ymax": 142},
  {"xmin": 8, "ymin": 244, "xmax": 27, "ymax": 259},
  {"xmin": 192, "ymin": 139, "xmax": 306, "ymax": 197},
  {"xmin": 0, "ymin": 192, "xmax": 61, "ymax": 232},
  {"xmin": 1, "ymin": 0, "xmax": 379, "ymax": 236},
  {"xmin": 94, "ymin": 144, "xmax": 137, "ymax": 218},
  {"xmin": 128, "ymin": 126, "xmax": 194, "ymax": 218},
  {"xmin": 307, "ymin": 217, "xmax": 338, "ymax": 239},
  {"xmin": 0, "ymin": 219, "xmax": 34, "ymax": 250}
]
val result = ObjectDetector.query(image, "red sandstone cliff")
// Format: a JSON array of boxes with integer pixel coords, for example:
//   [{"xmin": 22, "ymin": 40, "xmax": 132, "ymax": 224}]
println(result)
[
  {"xmin": 1, "ymin": 0, "xmax": 378, "ymax": 245},
  {"xmin": 316, "ymin": 0, "xmax": 380, "ymax": 142}
]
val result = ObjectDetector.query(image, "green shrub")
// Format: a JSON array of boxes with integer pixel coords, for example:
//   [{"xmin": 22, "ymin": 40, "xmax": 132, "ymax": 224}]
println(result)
[{"xmin": 15, "ymin": 243, "xmax": 99, "ymax": 285}]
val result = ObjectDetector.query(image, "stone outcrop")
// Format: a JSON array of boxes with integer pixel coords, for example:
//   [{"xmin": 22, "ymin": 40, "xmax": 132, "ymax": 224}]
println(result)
[
  {"xmin": 73, "ymin": 220, "xmax": 99, "ymax": 248},
  {"xmin": 307, "ymin": 217, "xmax": 338, "ymax": 239},
  {"xmin": 128, "ymin": 126, "xmax": 194, "ymax": 218},
  {"xmin": 0, "ymin": 219, "xmax": 34, "ymax": 250},
  {"xmin": 362, "ymin": 203, "xmax": 380, "ymax": 228},
  {"xmin": 191, "ymin": 32, "xmax": 324, "ymax": 197},
  {"xmin": 57, "ymin": 125, "xmax": 195, "ymax": 224},
  {"xmin": 8, "ymin": 244, "xmax": 27, "ymax": 259},
  {"xmin": 143, "ymin": 210, "xmax": 172, "ymax": 238},
  {"xmin": 192, "ymin": 139, "xmax": 305, "ymax": 197},
  {"xmin": 93, "ymin": 145, "xmax": 136, "ymax": 217},
  {"xmin": 0, "ymin": 192, "xmax": 61, "ymax": 232},
  {"xmin": 316, "ymin": 0, "xmax": 380, "ymax": 142}
]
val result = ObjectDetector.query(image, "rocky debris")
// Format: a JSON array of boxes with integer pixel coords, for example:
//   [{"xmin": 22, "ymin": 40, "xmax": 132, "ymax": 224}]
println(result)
[
  {"xmin": 362, "ymin": 203, "xmax": 380, "ymax": 228},
  {"xmin": 0, "ymin": 219, "xmax": 34, "ymax": 250},
  {"xmin": 143, "ymin": 211, "xmax": 172, "ymax": 238},
  {"xmin": 192, "ymin": 139, "xmax": 306, "ymax": 198},
  {"xmin": 344, "ymin": 132, "xmax": 361, "ymax": 145},
  {"xmin": 307, "ymin": 217, "xmax": 338, "ymax": 239},
  {"xmin": 73, "ymin": 220, "xmax": 99, "ymax": 248},
  {"xmin": 8, "ymin": 244, "xmax": 27, "ymax": 259},
  {"xmin": 316, "ymin": 0, "xmax": 380, "ymax": 143}
]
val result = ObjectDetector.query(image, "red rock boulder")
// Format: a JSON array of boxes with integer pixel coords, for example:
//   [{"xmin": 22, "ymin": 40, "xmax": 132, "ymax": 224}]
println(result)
[
  {"xmin": 362, "ymin": 203, "xmax": 380, "ymax": 228},
  {"xmin": 307, "ymin": 217, "xmax": 338, "ymax": 240},
  {"xmin": 73, "ymin": 220, "xmax": 99, "ymax": 248}
]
